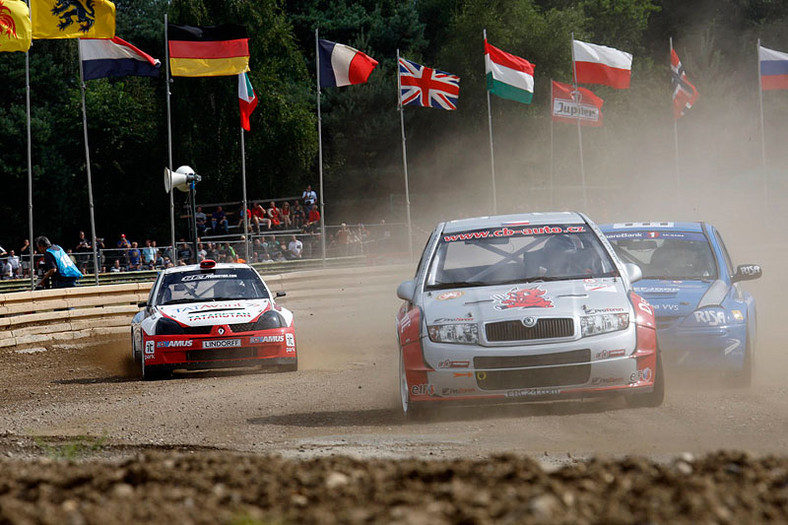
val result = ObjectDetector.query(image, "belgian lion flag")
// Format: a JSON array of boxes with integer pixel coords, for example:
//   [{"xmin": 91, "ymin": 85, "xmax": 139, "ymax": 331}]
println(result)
[
  {"xmin": 0, "ymin": 0, "xmax": 32, "ymax": 52},
  {"xmin": 168, "ymin": 24, "xmax": 249, "ymax": 77},
  {"xmin": 31, "ymin": 0, "xmax": 115, "ymax": 39}
]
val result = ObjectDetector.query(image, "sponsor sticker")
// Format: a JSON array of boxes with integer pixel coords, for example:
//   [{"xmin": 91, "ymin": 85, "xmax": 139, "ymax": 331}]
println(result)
[
  {"xmin": 595, "ymin": 349, "xmax": 627, "ymax": 360},
  {"xmin": 181, "ymin": 273, "xmax": 237, "ymax": 282},
  {"xmin": 203, "ymin": 339, "xmax": 242, "ymax": 349},
  {"xmin": 437, "ymin": 291, "xmax": 464, "ymax": 301},
  {"xmin": 144, "ymin": 341, "xmax": 155, "ymax": 355},
  {"xmin": 156, "ymin": 340, "xmax": 193, "ymax": 348},
  {"xmin": 250, "ymin": 335, "xmax": 285, "ymax": 344},
  {"xmin": 629, "ymin": 367, "xmax": 653, "ymax": 383},
  {"xmin": 505, "ymin": 388, "xmax": 561, "ymax": 398},
  {"xmin": 492, "ymin": 287, "xmax": 554, "ymax": 310},
  {"xmin": 410, "ymin": 384, "xmax": 435, "ymax": 396},
  {"xmin": 694, "ymin": 310, "xmax": 726, "ymax": 326},
  {"xmin": 437, "ymin": 359, "xmax": 471, "ymax": 369},
  {"xmin": 286, "ymin": 333, "xmax": 295, "ymax": 347},
  {"xmin": 441, "ymin": 387, "xmax": 477, "ymax": 396}
]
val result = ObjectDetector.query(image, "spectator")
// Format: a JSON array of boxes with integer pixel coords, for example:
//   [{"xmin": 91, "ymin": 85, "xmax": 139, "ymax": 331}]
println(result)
[
  {"xmin": 0, "ymin": 244, "xmax": 6, "ymax": 257},
  {"xmin": 286, "ymin": 235, "xmax": 303, "ymax": 260},
  {"xmin": 267, "ymin": 201, "xmax": 282, "ymax": 229},
  {"xmin": 292, "ymin": 203, "xmax": 306, "ymax": 229},
  {"xmin": 194, "ymin": 206, "xmax": 208, "ymax": 235},
  {"xmin": 177, "ymin": 239, "xmax": 192, "ymax": 264},
  {"xmin": 19, "ymin": 239, "xmax": 31, "ymax": 277},
  {"xmin": 116, "ymin": 234, "xmax": 130, "ymax": 269},
  {"xmin": 35, "ymin": 236, "xmax": 83, "ymax": 288},
  {"xmin": 94, "ymin": 237, "xmax": 106, "ymax": 272},
  {"xmin": 302, "ymin": 184, "xmax": 317, "ymax": 208},
  {"xmin": 211, "ymin": 206, "xmax": 229, "ymax": 234},
  {"xmin": 281, "ymin": 201, "xmax": 292, "ymax": 229},
  {"xmin": 142, "ymin": 240, "xmax": 156, "ymax": 269},
  {"xmin": 128, "ymin": 241, "xmax": 142, "ymax": 270},
  {"xmin": 336, "ymin": 223, "xmax": 351, "ymax": 256},
  {"xmin": 197, "ymin": 242, "xmax": 207, "ymax": 261},
  {"xmin": 110, "ymin": 259, "xmax": 123, "ymax": 272},
  {"xmin": 75, "ymin": 231, "xmax": 91, "ymax": 252},
  {"xmin": 1, "ymin": 257, "xmax": 11, "ymax": 280},
  {"xmin": 236, "ymin": 204, "xmax": 251, "ymax": 231},
  {"xmin": 7, "ymin": 250, "xmax": 20, "ymax": 278},
  {"xmin": 206, "ymin": 242, "xmax": 219, "ymax": 261},
  {"xmin": 251, "ymin": 202, "xmax": 271, "ymax": 233},
  {"xmin": 303, "ymin": 205, "xmax": 321, "ymax": 233}
]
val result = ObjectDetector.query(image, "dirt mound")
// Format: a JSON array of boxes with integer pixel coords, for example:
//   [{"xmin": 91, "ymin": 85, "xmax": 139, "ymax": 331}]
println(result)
[{"xmin": 0, "ymin": 446, "xmax": 786, "ymax": 524}]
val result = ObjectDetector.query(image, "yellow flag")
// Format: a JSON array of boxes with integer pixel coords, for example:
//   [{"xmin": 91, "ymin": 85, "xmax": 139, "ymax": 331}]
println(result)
[
  {"xmin": 31, "ymin": 0, "xmax": 115, "ymax": 39},
  {"xmin": 0, "ymin": 0, "xmax": 32, "ymax": 52}
]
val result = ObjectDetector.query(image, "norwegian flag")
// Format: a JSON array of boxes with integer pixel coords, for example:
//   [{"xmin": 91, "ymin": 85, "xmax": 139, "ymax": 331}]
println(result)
[
  {"xmin": 671, "ymin": 49, "xmax": 699, "ymax": 119},
  {"xmin": 399, "ymin": 57, "xmax": 460, "ymax": 110}
]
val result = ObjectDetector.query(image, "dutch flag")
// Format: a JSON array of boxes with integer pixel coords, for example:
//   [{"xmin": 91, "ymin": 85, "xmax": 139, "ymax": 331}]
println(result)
[{"xmin": 80, "ymin": 36, "xmax": 160, "ymax": 81}]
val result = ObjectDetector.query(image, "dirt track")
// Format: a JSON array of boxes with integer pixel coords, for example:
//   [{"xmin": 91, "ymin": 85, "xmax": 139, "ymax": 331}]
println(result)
[{"xmin": 1, "ymin": 261, "xmax": 787, "ymax": 522}]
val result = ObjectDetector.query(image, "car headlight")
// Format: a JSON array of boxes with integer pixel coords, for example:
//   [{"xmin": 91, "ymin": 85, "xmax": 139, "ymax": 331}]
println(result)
[
  {"xmin": 253, "ymin": 310, "xmax": 284, "ymax": 330},
  {"xmin": 580, "ymin": 313, "xmax": 629, "ymax": 337},
  {"xmin": 155, "ymin": 317, "xmax": 184, "ymax": 335},
  {"xmin": 427, "ymin": 323, "xmax": 478, "ymax": 344}
]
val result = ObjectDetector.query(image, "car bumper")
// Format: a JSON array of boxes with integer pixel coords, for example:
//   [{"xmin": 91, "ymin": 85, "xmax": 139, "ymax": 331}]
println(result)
[
  {"xmin": 404, "ymin": 326, "xmax": 658, "ymax": 403},
  {"xmin": 657, "ymin": 324, "xmax": 747, "ymax": 371}
]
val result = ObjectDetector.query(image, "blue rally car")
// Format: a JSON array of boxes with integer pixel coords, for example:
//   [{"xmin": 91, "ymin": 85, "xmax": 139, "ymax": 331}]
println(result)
[{"xmin": 600, "ymin": 222, "xmax": 762, "ymax": 386}]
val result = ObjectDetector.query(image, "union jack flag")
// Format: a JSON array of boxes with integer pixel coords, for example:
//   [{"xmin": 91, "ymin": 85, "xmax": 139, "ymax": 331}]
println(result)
[{"xmin": 399, "ymin": 57, "xmax": 460, "ymax": 110}]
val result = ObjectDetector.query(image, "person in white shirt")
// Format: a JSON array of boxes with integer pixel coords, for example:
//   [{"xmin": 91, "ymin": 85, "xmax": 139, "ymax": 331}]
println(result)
[
  {"xmin": 287, "ymin": 235, "xmax": 303, "ymax": 259},
  {"xmin": 301, "ymin": 185, "xmax": 317, "ymax": 208},
  {"xmin": 1, "ymin": 259, "xmax": 12, "ymax": 279}
]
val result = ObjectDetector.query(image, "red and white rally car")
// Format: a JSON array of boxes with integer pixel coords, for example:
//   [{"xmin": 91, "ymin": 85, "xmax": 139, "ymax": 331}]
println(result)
[{"xmin": 131, "ymin": 260, "xmax": 296, "ymax": 380}]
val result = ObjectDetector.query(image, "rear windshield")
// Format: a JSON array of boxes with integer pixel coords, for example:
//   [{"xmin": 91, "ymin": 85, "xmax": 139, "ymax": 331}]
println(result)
[
  {"xmin": 605, "ymin": 231, "xmax": 717, "ymax": 281},
  {"xmin": 425, "ymin": 224, "xmax": 617, "ymax": 290},
  {"xmin": 155, "ymin": 267, "xmax": 269, "ymax": 305}
]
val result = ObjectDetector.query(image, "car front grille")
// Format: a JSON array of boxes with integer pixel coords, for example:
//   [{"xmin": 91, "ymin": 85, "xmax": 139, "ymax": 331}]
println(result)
[
  {"xmin": 182, "ymin": 325, "xmax": 213, "ymax": 335},
  {"xmin": 476, "ymin": 364, "xmax": 590, "ymax": 390},
  {"xmin": 485, "ymin": 317, "xmax": 574, "ymax": 342},
  {"xmin": 474, "ymin": 349, "xmax": 590, "ymax": 370},
  {"xmin": 230, "ymin": 322, "xmax": 256, "ymax": 333},
  {"xmin": 186, "ymin": 347, "xmax": 256, "ymax": 361}
]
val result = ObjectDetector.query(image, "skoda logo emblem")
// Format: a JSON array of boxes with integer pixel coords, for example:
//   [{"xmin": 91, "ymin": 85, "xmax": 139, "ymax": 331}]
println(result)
[
  {"xmin": 521, "ymin": 316, "xmax": 537, "ymax": 328},
  {"xmin": 218, "ymin": 327, "xmax": 225, "ymax": 335}
]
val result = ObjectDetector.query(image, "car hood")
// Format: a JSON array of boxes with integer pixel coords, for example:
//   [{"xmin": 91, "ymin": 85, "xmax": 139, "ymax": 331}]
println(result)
[
  {"xmin": 633, "ymin": 279, "xmax": 714, "ymax": 318},
  {"xmin": 423, "ymin": 278, "xmax": 631, "ymax": 324},
  {"xmin": 157, "ymin": 300, "xmax": 272, "ymax": 326}
]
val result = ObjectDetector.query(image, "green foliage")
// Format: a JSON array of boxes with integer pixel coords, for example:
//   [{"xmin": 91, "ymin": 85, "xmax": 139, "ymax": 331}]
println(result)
[{"xmin": 35, "ymin": 435, "xmax": 108, "ymax": 461}]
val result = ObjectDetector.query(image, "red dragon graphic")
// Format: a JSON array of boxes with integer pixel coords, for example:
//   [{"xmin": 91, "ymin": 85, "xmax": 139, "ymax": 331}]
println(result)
[
  {"xmin": 0, "ymin": 1, "xmax": 20, "ymax": 42},
  {"xmin": 493, "ymin": 287, "xmax": 554, "ymax": 310}
]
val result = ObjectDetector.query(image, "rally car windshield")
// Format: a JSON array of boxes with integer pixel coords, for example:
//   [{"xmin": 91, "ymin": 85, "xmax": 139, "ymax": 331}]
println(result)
[
  {"xmin": 155, "ymin": 268, "xmax": 269, "ymax": 305},
  {"xmin": 606, "ymin": 233, "xmax": 717, "ymax": 281},
  {"xmin": 425, "ymin": 225, "xmax": 617, "ymax": 290}
]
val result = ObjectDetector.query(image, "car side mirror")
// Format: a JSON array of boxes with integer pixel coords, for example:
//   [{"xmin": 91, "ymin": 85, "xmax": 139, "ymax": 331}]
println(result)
[
  {"xmin": 396, "ymin": 280, "xmax": 417, "ymax": 302},
  {"xmin": 732, "ymin": 264, "xmax": 762, "ymax": 283},
  {"xmin": 275, "ymin": 291, "xmax": 286, "ymax": 298},
  {"xmin": 138, "ymin": 300, "xmax": 148, "ymax": 308},
  {"xmin": 623, "ymin": 263, "xmax": 642, "ymax": 284}
]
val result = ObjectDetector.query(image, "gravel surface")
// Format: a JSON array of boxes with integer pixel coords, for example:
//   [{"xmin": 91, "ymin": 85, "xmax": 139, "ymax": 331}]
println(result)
[{"xmin": 0, "ymin": 262, "xmax": 786, "ymax": 522}]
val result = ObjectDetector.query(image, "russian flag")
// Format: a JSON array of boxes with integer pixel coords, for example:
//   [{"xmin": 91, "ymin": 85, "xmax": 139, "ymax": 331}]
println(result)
[
  {"xmin": 759, "ymin": 45, "xmax": 788, "ymax": 91},
  {"xmin": 573, "ymin": 40, "xmax": 632, "ymax": 89},
  {"xmin": 318, "ymin": 39, "xmax": 378, "ymax": 88},
  {"xmin": 79, "ymin": 37, "xmax": 160, "ymax": 81}
]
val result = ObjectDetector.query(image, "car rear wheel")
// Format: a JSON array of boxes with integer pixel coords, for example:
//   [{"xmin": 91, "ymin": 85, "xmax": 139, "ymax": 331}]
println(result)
[{"xmin": 625, "ymin": 351, "xmax": 665, "ymax": 408}]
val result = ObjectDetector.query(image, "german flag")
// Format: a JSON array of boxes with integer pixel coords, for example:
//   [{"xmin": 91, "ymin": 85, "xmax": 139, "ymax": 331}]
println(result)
[{"xmin": 168, "ymin": 24, "xmax": 249, "ymax": 77}]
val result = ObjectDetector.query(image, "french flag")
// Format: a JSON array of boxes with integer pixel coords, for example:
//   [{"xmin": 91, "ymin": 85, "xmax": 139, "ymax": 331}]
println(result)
[
  {"xmin": 79, "ymin": 37, "xmax": 161, "ymax": 81},
  {"xmin": 573, "ymin": 40, "xmax": 632, "ymax": 89},
  {"xmin": 759, "ymin": 45, "xmax": 788, "ymax": 91},
  {"xmin": 318, "ymin": 39, "xmax": 378, "ymax": 88}
]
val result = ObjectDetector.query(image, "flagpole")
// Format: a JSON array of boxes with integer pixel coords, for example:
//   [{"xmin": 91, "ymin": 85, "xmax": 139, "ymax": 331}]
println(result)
[
  {"xmin": 549, "ymin": 79, "xmax": 555, "ymax": 209},
  {"xmin": 77, "ymin": 42, "xmax": 100, "ymax": 284},
  {"xmin": 757, "ymin": 38, "xmax": 767, "ymax": 169},
  {"xmin": 240, "ymin": 125, "xmax": 250, "ymax": 262},
  {"xmin": 397, "ymin": 49, "xmax": 414, "ymax": 262},
  {"xmin": 315, "ymin": 29, "xmax": 327, "ymax": 267},
  {"xmin": 483, "ymin": 30, "xmax": 498, "ymax": 215},
  {"xmin": 670, "ymin": 37, "xmax": 681, "ymax": 192},
  {"xmin": 165, "ymin": 14, "xmax": 176, "ymax": 265},
  {"xmin": 570, "ymin": 33, "xmax": 588, "ymax": 210},
  {"xmin": 25, "ymin": 7, "xmax": 34, "ymax": 290}
]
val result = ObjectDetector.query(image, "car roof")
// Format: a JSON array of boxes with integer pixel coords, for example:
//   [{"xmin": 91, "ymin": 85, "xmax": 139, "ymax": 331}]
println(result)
[
  {"xmin": 599, "ymin": 221, "xmax": 704, "ymax": 233},
  {"xmin": 160, "ymin": 261, "xmax": 253, "ymax": 276},
  {"xmin": 441, "ymin": 212, "xmax": 587, "ymax": 234}
]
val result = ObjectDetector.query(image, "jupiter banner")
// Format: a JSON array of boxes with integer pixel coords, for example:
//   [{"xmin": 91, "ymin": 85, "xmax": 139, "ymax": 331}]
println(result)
[
  {"xmin": 168, "ymin": 23, "xmax": 249, "ymax": 77},
  {"xmin": 31, "ymin": 0, "xmax": 115, "ymax": 39}
]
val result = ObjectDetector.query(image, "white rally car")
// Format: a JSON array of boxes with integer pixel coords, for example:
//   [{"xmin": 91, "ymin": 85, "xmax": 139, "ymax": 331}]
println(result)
[
  {"xmin": 396, "ymin": 212, "xmax": 663, "ymax": 417},
  {"xmin": 131, "ymin": 260, "xmax": 296, "ymax": 380}
]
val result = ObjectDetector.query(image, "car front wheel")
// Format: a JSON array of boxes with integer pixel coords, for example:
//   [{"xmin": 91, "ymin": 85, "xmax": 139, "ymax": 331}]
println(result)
[{"xmin": 625, "ymin": 351, "xmax": 665, "ymax": 408}]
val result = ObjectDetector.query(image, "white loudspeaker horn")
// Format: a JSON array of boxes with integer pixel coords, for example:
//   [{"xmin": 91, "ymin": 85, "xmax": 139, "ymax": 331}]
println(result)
[{"xmin": 164, "ymin": 165, "xmax": 198, "ymax": 193}]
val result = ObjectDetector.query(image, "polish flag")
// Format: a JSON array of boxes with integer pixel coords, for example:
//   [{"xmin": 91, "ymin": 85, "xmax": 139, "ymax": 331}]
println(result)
[
  {"xmin": 318, "ymin": 39, "xmax": 378, "ymax": 88},
  {"xmin": 573, "ymin": 40, "xmax": 632, "ymax": 89}
]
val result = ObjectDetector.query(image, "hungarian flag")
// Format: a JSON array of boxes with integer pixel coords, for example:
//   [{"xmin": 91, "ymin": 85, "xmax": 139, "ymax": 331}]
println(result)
[
  {"xmin": 551, "ymin": 80, "xmax": 604, "ymax": 127},
  {"xmin": 671, "ymin": 49, "xmax": 699, "ymax": 119},
  {"xmin": 238, "ymin": 72, "xmax": 257, "ymax": 131},
  {"xmin": 32, "ymin": 0, "xmax": 115, "ymax": 39},
  {"xmin": 0, "ymin": 0, "xmax": 31, "ymax": 52},
  {"xmin": 79, "ymin": 37, "xmax": 160, "ymax": 80},
  {"xmin": 759, "ymin": 45, "xmax": 788, "ymax": 91},
  {"xmin": 573, "ymin": 40, "xmax": 632, "ymax": 89},
  {"xmin": 168, "ymin": 24, "xmax": 249, "ymax": 77},
  {"xmin": 318, "ymin": 39, "xmax": 378, "ymax": 88},
  {"xmin": 485, "ymin": 40, "xmax": 534, "ymax": 104}
]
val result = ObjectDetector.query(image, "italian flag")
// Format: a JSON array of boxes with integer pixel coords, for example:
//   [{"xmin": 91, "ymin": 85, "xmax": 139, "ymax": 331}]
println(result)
[
  {"xmin": 485, "ymin": 41, "xmax": 535, "ymax": 104},
  {"xmin": 238, "ymin": 72, "xmax": 258, "ymax": 131}
]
